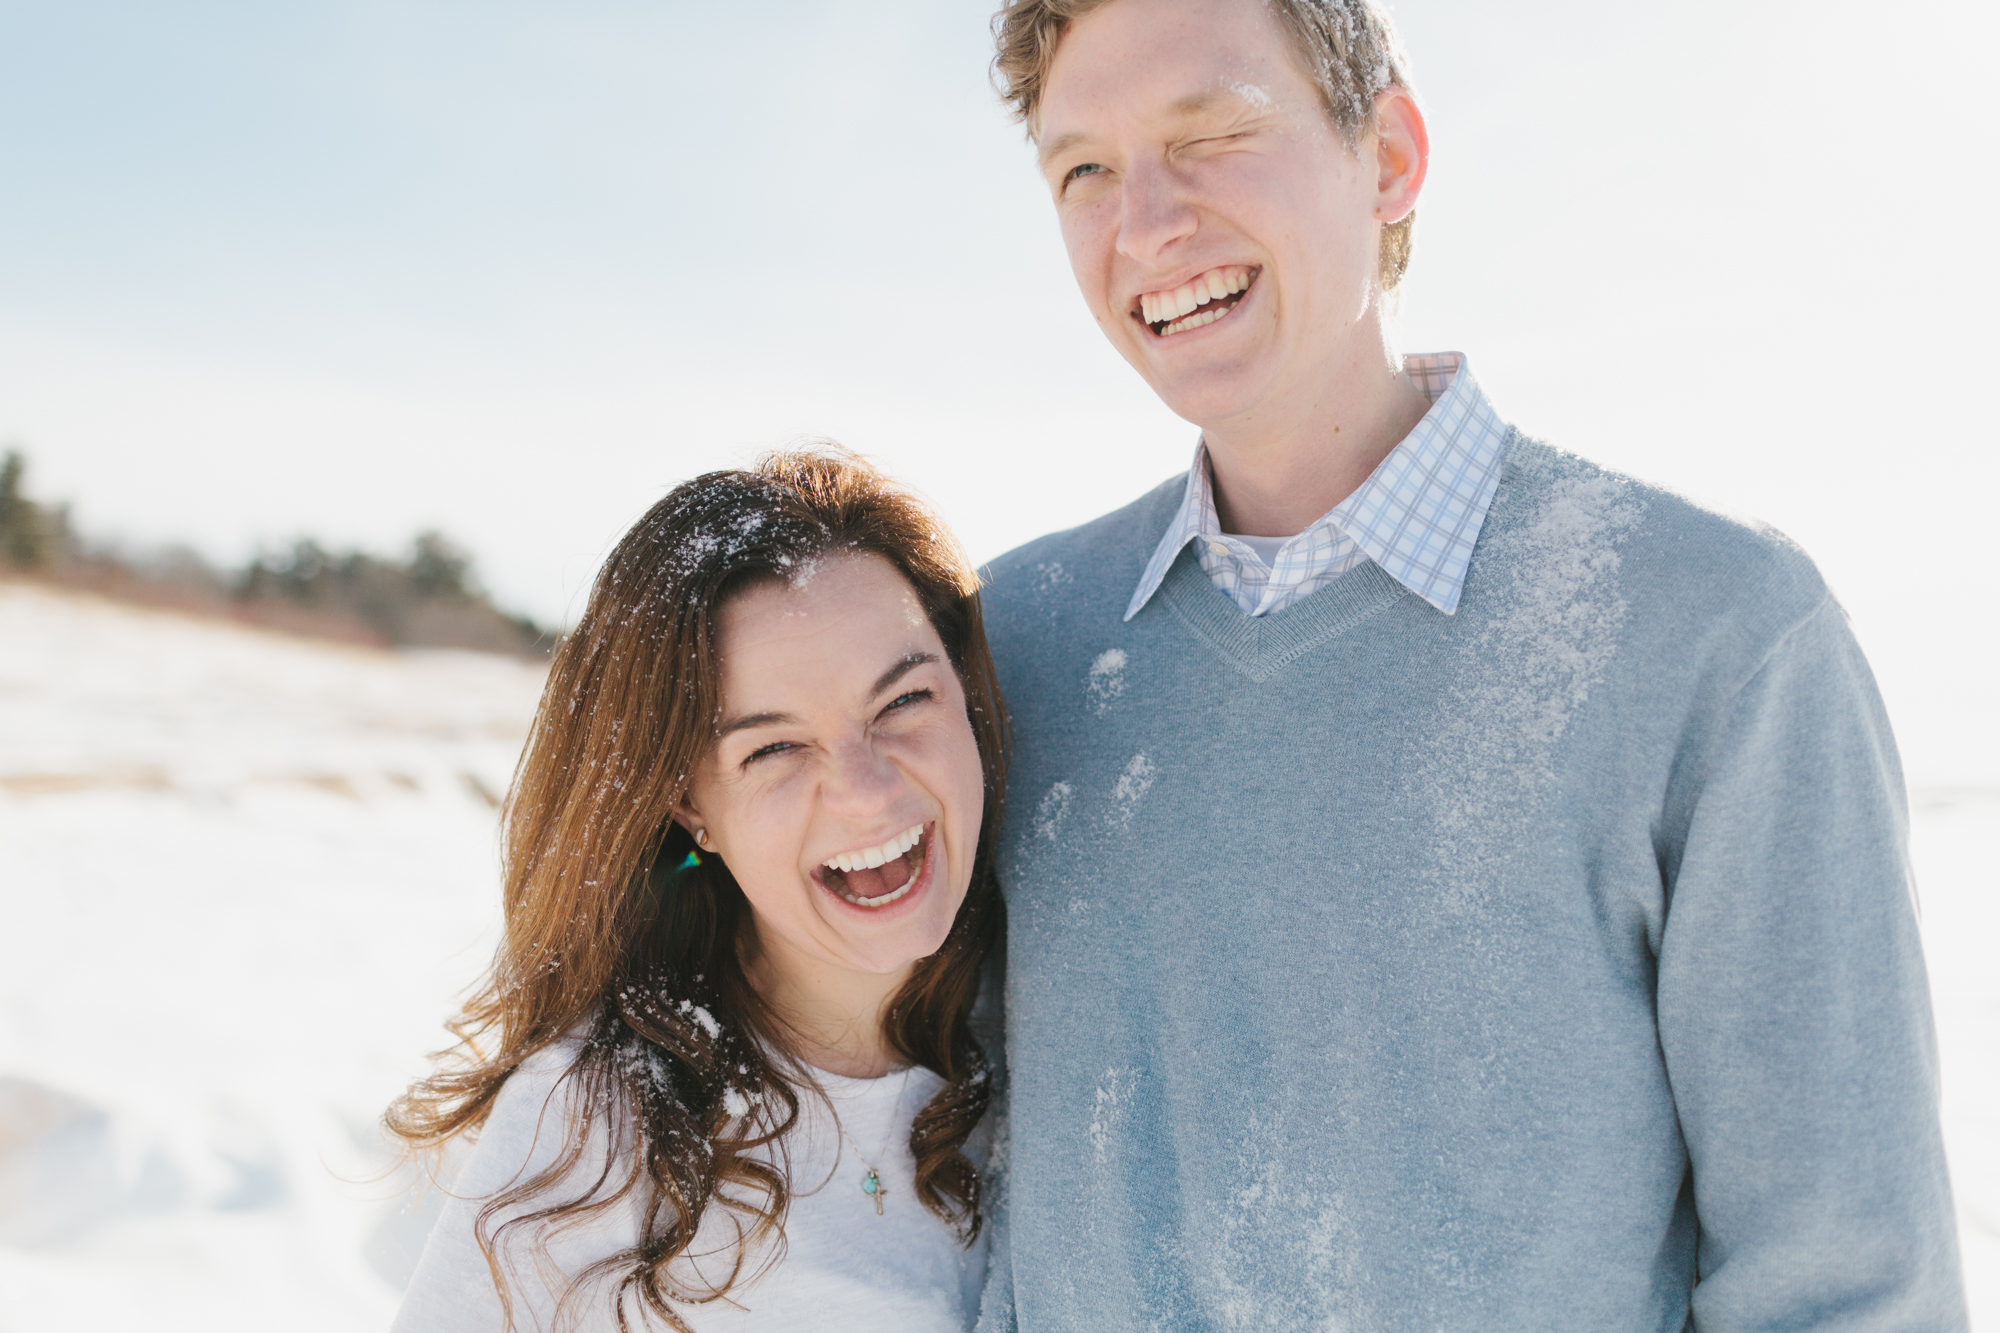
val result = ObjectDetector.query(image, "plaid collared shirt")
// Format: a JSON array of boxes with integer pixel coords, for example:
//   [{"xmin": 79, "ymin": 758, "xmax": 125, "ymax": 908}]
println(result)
[{"xmin": 1125, "ymin": 352, "xmax": 1510, "ymax": 621}]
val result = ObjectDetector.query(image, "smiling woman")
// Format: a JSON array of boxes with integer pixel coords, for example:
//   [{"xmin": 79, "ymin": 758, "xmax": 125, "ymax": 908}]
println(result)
[
  {"xmin": 383, "ymin": 449, "xmax": 1009, "ymax": 1332},
  {"xmin": 688, "ymin": 554, "xmax": 988, "ymax": 973}
]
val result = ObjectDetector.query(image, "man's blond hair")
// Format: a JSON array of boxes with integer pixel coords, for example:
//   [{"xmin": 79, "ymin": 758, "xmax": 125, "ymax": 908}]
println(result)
[{"xmin": 991, "ymin": 0, "xmax": 1418, "ymax": 289}]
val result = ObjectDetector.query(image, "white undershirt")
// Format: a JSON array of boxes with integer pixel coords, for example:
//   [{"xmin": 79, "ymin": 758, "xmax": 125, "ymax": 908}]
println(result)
[
  {"xmin": 393, "ymin": 1041, "xmax": 989, "ymax": 1332},
  {"xmin": 1221, "ymin": 531, "xmax": 1292, "ymax": 570}
]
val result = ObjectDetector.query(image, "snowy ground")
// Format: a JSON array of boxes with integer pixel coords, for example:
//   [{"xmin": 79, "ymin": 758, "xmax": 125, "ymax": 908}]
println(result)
[
  {"xmin": 0, "ymin": 583, "xmax": 539, "ymax": 1330},
  {"xmin": 0, "ymin": 582, "xmax": 1993, "ymax": 1328}
]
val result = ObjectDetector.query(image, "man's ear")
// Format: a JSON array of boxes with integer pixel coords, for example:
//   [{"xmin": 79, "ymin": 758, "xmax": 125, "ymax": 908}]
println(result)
[{"xmin": 1372, "ymin": 86, "xmax": 1428, "ymax": 225}]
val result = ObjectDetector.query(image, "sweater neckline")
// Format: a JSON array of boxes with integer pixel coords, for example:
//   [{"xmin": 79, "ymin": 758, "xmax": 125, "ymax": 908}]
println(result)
[
  {"xmin": 1154, "ymin": 544, "xmax": 1410, "ymax": 683},
  {"xmin": 1144, "ymin": 432, "xmax": 1549, "ymax": 682}
]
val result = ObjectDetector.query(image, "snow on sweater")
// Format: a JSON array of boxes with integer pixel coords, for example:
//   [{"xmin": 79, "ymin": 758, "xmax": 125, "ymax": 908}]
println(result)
[
  {"xmin": 395, "ymin": 1041, "xmax": 989, "ymax": 1332},
  {"xmin": 973, "ymin": 435, "xmax": 1966, "ymax": 1331}
]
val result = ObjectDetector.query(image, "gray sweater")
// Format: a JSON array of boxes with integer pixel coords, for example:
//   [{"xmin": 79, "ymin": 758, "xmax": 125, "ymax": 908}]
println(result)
[{"xmin": 974, "ymin": 436, "xmax": 1965, "ymax": 1331}]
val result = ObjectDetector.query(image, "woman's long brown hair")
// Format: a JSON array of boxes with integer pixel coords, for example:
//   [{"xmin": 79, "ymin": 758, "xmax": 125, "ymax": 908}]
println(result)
[{"xmin": 386, "ymin": 448, "xmax": 1008, "ymax": 1331}]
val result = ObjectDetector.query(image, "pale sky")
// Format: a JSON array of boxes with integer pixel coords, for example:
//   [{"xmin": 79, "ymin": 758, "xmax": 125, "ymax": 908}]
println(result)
[{"xmin": 1, "ymin": 0, "xmax": 1994, "ymax": 783}]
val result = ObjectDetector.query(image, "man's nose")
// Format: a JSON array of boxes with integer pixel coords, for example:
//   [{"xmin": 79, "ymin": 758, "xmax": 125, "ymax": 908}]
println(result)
[
  {"xmin": 1115, "ymin": 156, "xmax": 1198, "ymax": 265},
  {"xmin": 820, "ymin": 739, "xmax": 902, "ymax": 815}
]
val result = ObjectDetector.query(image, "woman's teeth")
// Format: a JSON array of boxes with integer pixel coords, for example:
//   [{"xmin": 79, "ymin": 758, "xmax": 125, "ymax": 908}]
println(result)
[
  {"xmin": 847, "ymin": 875, "xmax": 916, "ymax": 908},
  {"xmin": 824, "ymin": 823, "xmax": 924, "ymax": 873},
  {"xmin": 820, "ymin": 824, "xmax": 928, "ymax": 908}
]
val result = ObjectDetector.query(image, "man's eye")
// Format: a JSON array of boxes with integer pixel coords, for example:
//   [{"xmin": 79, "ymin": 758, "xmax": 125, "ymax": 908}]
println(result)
[{"xmin": 1064, "ymin": 162, "xmax": 1105, "ymax": 184}]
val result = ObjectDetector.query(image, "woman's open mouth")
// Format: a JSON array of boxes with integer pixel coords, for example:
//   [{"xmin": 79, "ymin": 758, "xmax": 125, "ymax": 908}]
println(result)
[
  {"xmin": 1136, "ymin": 264, "xmax": 1257, "ymax": 338},
  {"xmin": 814, "ymin": 822, "xmax": 931, "ymax": 909}
]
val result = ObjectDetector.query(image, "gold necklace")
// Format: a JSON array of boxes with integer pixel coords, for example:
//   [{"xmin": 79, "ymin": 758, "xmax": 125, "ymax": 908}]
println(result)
[{"xmin": 831, "ymin": 1067, "xmax": 912, "ymax": 1217}]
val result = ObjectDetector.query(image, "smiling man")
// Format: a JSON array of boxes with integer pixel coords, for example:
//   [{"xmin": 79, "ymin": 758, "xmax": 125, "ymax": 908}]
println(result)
[{"xmin": 971, "ymin": 0, "xmax": 1968, "ymax": 1329}]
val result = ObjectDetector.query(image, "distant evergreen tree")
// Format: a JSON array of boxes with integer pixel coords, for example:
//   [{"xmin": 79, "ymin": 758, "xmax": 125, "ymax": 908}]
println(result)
[
  {"xmin": 407, "ymin": 531, "xmax": 473, "ymax": 600},
  {"xmin": 0, "ymin": 450, "xmax": 53, "ymax": 568},
  {"xmin": 236, "ymin": 540, "xmax": 336, "ymax": 607},
  {"xmin": 2, "ymin": 447, "xmax": 547, "ymax": 656},
  {"xmin": 233, "ymin": 530, "xmax": 549, "ymax": 655}
]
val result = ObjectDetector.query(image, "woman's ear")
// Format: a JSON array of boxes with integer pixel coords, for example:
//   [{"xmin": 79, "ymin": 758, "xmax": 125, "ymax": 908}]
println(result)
[
  {"xmin": 1371, "ymin": 86, "xmax": 1428, "ymax": 225},
  {"xmin": 671, "ymin": 801, "xmax": 712, "ymax": 852}
]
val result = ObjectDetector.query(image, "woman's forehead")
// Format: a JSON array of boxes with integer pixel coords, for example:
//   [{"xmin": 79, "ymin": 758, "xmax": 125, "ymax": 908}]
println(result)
[{"xmin": 715, "ymin": 553, "xmax": 941, "ymax": 700}]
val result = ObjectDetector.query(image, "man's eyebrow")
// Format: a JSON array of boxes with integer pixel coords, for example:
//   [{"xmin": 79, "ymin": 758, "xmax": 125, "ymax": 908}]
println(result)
[
  {"xmin": 1168, "ymin": 91, "xmax": 1223, "ymax": 117},
  {"xmin": 1038, "ymin": 92, "xmax": 1250, "ymax": 167},
  {"xmin": 1037, "ymin": 129, "xmax": 1090, "ymax": 168},
  {"xmin": 871, "ymin": 652, "xmax": 939, "ymax": 699}
]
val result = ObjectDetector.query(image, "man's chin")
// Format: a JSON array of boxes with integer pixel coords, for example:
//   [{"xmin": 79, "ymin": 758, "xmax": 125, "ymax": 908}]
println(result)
[
  {"xmin": 1141, "ymin": 368, "xmax": 1270, "ymax": 432},
  {"xmin": 1118, "ymin": 331, "xmax": 1269, "ymax": 422}
]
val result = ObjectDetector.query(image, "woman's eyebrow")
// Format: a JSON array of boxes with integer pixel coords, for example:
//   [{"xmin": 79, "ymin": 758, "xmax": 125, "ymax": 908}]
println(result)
[
  {"xmin": 713, "ymin": 654, "xmax": 936, "ymax": 738},
  {"xmin": 716, "ymin": 709, "xmax": 794, "ymax": 739},
  {"xmin": 870, "ymin": 652, "xmax": 939, "ymax": 700}
]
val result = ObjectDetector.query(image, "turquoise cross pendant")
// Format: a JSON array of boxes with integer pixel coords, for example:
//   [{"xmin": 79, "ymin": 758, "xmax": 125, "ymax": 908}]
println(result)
[{"xmin": 861, "ymin": 1167, "xmax": 886, "ymax": 1216}]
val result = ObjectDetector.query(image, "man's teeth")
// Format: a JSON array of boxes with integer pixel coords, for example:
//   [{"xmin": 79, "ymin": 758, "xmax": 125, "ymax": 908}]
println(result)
[
  {"xmin": 1161, "ymin": 307, "xmax": 1228, "ymax": 335},
  {"xmin": 1138, "ymin": 265, "xmax": 1253, "ymax": 328},
  {"xmin": 824, "ymin": 823, "xmax": 924, "ymax": 873}
]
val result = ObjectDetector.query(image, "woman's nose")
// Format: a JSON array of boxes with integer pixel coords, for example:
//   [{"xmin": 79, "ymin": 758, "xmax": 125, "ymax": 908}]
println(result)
[{"xmin": 819, "ymin": 739, "xmax": 902, "ymax": 815}]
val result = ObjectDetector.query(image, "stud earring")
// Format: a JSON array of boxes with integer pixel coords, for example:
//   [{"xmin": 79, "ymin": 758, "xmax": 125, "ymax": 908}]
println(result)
[{"xmin": 694, "ymin": 828, "xmax": 710, "ymax": 849}]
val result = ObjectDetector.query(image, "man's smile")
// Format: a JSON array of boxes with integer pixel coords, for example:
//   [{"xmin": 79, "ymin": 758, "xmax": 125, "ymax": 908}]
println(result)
[{"xmin": 1135, "ymin": 264, "xmax": 1258, "ymax": 338}]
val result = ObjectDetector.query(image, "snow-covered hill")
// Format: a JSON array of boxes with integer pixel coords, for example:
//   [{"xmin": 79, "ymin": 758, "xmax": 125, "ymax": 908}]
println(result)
[
  {"xmin": 0, "ymin": 582, "xmax": 1993, "ymax": 1328},
  {"xmin": 0, "ymin": 582, "xmax": 541, "ymax": 1330}
]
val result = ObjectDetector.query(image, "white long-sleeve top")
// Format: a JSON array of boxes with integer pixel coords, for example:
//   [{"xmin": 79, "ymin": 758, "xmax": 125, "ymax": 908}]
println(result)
[{"xmin": 393, "ymin": 1040, "xmax": 990, "ymax": 1333}]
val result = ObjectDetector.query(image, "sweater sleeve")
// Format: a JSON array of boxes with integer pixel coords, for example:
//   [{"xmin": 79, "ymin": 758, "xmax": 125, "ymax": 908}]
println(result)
[
  {"xmin": 966, "ymin": 951, "xmax": 1017, "ymax": 1333},
  {"xmin": 1655, "ymin": 594, "xmax": 1967, "ymax": 1330},
  {"xmin": 392, "ymin": 1043, "xmax": 649, "ymax": 1333}
]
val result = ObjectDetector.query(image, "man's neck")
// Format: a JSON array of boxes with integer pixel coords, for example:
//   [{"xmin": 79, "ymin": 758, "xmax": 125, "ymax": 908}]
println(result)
[{"xmin": 1200, "ymin": 337, "xmax": 1431, "ymax": 538}]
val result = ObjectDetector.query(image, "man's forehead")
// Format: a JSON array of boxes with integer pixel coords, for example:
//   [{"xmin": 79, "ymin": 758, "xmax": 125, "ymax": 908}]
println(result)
[
  {"xmin": 1035, "ymin": 0, "xmax": 1298, "ymax": 153},
  {"xmin": 1039, "ymin": 88, "xmax": 1246, "ymax": 163}
]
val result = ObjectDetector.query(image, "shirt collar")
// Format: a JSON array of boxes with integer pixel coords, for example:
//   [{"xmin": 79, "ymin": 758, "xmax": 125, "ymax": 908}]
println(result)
[{"xmin": 1125, "ymin": 352, "xmax": 1509, "ymax": 621}]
